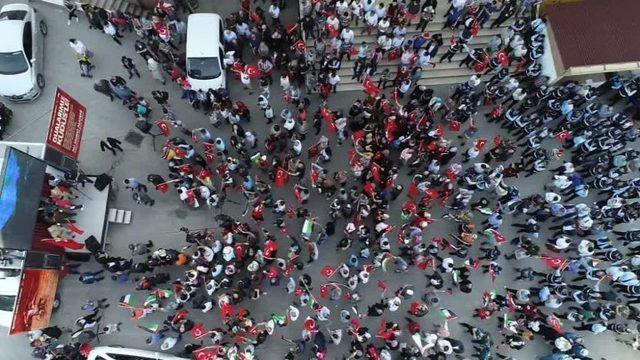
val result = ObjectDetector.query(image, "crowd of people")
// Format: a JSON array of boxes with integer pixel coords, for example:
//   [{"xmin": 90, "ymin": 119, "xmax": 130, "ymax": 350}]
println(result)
[{"xmin": 27, "ymin": 0, "xmax": 640, "ymax": 359}]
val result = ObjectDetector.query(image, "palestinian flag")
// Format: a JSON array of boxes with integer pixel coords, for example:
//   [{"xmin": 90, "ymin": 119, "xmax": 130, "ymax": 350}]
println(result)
[
  {"xmin": 302, "ymin": 219, "xmax": 314, "ymax": 235},
  {"xmin": 144, "ymin": 294, "xmax": 159, "ymax": 307},
  {"xmin": 154, "ymin": 289, "xmax": 174, "ymax": 299},
  {"xmin": 381, "ymin": 256, "xmax": 393, "ymax": 272},
  {"xmin": 119, "ymin": 294, "xmax": 135, "ymax": 308}
]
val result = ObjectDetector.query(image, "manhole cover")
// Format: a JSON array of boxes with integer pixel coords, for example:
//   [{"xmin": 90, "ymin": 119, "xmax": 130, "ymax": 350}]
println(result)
[{"xmin": 124, "ymin": 131, "xmax": 144, "ymax": 147}]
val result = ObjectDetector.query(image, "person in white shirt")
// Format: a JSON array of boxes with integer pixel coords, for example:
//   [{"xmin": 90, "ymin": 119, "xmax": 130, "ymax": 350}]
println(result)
[
  {"xmin": 468, "ymin": 74, "xmax": 481, "ymax": 88},
  {"xmin": 326, "ymin": 14, "xmax": 340, "ymax": 33},
  {"xmin": 374, "ymin": 2, "xmax": 386, "ymax": 18},
  {"xmin": 268, "ymin": 3, "xmax": 280, "ymax": 23},
  {"xmin": 341, "ymin": 27, "xmax": 355, "ymax": 44},
  {"xmin": 398, "ymin": 79, "xmax": 412, "ymax": 98},
  {"xmin": 336, "ymin": 0, "xmax": 349, "ymax": 15},
  {"xmin": 69, "ymin": 38, "xmax": 88, "ymax": 58},
  {"xmin": 328, "ymin": 71, "xmax": 341, "ymax": 92},
  {"xmin": 235, "ymin": 21, "xmax": 250, "ymax": 37},
  {"xmin": 280, "ymin": 74, "xmax": 290, "ymax": 91},
  {"xmin": 504, "ymin": 87, "xmax": 527, "ymax": 108},
  {"xmin": 350, "ymin": 0, "xmax": 364, "ymax": 25},
  {"xmin": 240, "ymin": 70, "xmax": 252, "ymax": 91},
  {"xmin": 364, "ymin": 11, "xmax": 378, "ymax": 35},
  {"xmin": 377, "ymin": 17, "xmax": 390, "ymax": 35},
  {"xmin": 103, "ymin": 21, "xmax": 123, "ymax": 45},
  {"xmin": 377, "ymin": 35, "xmax": 392, "ymax": 52},
  {"xmin": 391, "ymin": 35, "xmax": 405, "ymax": 49},
  {"xmin": 392, "ymin": 24, "xmax": 406, "ymax": 38},
  {"xmin": 223, "ymin": 29, "xmax": 238, "ymax": 46},
  {"xmin": 363, "ymin": 0, "xmax": 376, "ymax": 13}
]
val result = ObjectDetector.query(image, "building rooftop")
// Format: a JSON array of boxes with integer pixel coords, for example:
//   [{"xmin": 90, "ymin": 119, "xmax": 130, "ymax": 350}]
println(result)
[{"xmin": 546, "ymin": 0, "xmax": 640, "ymax": 68}]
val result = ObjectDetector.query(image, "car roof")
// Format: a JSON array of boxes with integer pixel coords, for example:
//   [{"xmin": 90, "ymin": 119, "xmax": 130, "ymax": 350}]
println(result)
[
  {"xmin": 186, "ymin": 13, "xmax": 222, "ymax": 57},
  {"xmin": 90, "ymin": 346, "xmax": 187, "ymax": 360},
  {"xmin": 0, "ymin": 21, "xmax": 25, "ymax": 52},
  {"xmin": 0, "ymin": 3, "xmax": 31, "ymax": 13}
]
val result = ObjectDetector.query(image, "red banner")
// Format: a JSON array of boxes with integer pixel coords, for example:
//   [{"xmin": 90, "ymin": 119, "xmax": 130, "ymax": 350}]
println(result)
[
  {"xmin": 10, "ymin": 269, "xmax": 60, "ymax": 334},
  {"xmin": 45, "ymin": 88, "xmax": 86, "ymax": 159}
]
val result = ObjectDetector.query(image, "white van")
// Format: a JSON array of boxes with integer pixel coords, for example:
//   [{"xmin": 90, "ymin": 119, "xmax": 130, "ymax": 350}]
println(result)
[
  {"xmin": 186, "ymin": 13, "xmax": 226, "ymax": 91},
  {"xmin": 87, "ymin": 346, "xmax": 187, "ymax": 360}
]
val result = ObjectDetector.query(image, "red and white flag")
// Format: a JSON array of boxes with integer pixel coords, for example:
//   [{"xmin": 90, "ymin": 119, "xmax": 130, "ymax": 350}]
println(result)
[{"xmin": 155, "ymin": 120, "xmax": 171, "ymax": 137}]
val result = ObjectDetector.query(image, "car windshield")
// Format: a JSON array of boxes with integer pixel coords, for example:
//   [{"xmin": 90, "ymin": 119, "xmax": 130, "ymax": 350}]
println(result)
[
  {"xmin": 0, "ymin": 10, "xmax": 27, "ymax": 20},
  {"xmin": 188, "ymin": 57, "xmax": 221, "ymax": 80},
  {"xmin": 0, "ymin": 51, "xmax": 28, "ymax": 75}
]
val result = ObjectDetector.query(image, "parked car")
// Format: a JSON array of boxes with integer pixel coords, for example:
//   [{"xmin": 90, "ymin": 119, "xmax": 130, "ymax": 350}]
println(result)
[
  {"xmin": 0, "ymin": 3, "xmax": 46, "ymax": 102},
  {"xmin": 87, "ymin": 346, "xmax": 188, "ymax": 360},
  {"xmin": 186, "ymin": 13, "xmax": 226, "ymax": 91}
]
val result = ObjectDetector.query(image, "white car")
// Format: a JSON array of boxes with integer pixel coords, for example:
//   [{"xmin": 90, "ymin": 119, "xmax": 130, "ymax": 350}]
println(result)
[
  {"xmin": 186, "ymin": 13, "xmax": 226, "ymax": 91},
  {"xmin": 0, "ymin": 3, "xmax": 46, "ymax": 102},
  {"xmin": 87, "ymin": 346, "xmax": 188, "ymax": 360}
]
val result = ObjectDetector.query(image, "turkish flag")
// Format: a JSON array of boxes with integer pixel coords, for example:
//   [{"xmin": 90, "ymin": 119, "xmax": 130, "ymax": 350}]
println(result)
[
  {"xmin": 556, "ymin": 129, "xmax": 571, "ymax": 142},
  {"xmin": 286, "ymin": 23, "xmax": 298, "ymax": 35},
  {"xmin": 264, "ymin": 240, "xmax": 278, "ymax": 258},
  {"xmin": 475, "ymin": 138, "xmax": 488, "ymax": 150},
  {"xmin": 435, "ymin": 124, "xmax": 445, "ymax": 137},
  {"xmin": 320, "ymin": 284, "xmax": 330, "ymax": 298},
  {"xmin": 326, "ymin": 24, "xmax": 338, "ymax": 38},
  {"xmin": 41, "ymin": 239, "xmax": 85, "ymax": 250},
  {"xmin": 493, "ymin": 135, "xmax": 502, "ymax": 147},
  {"xmin": 304, "ymin": 317, "xmax": 318, "ymax": 331},
  {"xmin": 449, "ymin": 121, "xmax": 461, "ymax": 131},
  {"xmin": 66, "ymin": 220, "xmax": 85, "ymax": 235},
  {"xmin": 391, "ymin": 87, "xmax": 400, "ymax": 105},
  {"xmin": 275, "ymin": 168, "xmax": 289, "ymax": 187},
  {"xmin": 202, "ymin": 142, "xmax": 215, "ymax": 152},
  {"xmin": 156, "ymin": 183, "xmax": 169, "ymax": 193},
  {"xmin": 543, "ymin": 255, "xmax": 567, "ymax": 269},
  {"xmin": 245, "ymin": 64, "xmax": 261, "ymax": 78},
  {"xmin": 204, "ymin": 151, "xmax": 215, "ymax": 163},
  {"xmin": 371, "ymin": 162, "xmax": 382, "ymax": 183},
  {"xmin": 408, "ymin": 182, "xmax": 419, "ymax": 198},
  {"xmin": 186, "ymin": 189, "xmax": 197, "ymax": 206},
  {"xmin": 363, "ymin": 78, "xmax": 381, "ymax": 97},
  {"xmin": 497, "ymin": 50, "xmax": 509, "ymax": 67},
  {"xmin": 320, "ymin": 107, "xmax": 334, "ymax": 122},
  {"xmin": 403, "ymin": 200, "xmax": 417, "ymax": 214},
  {"xmin": 321, "ymin": 265, "xmax": 336, "ymax": 278},
  {"xmin": 191, "ymin": 322, "xmax": 208, "ymax": 339},
  {"xmin": 310, "ymin": 167, "xmax": 320, "ymax": 184},
  {"xmin": 193, "ymin": 347, "xmax": 223, "ymax": 360},
  {"xmin": 293, "ymin": 39, "xmax": 306, "ymax": 52},
  {"xmin": 549, "ymin": 314, "xmax": 564, "ymax": 334},
  {"xmin": 221, "ymin": 303, "xmax": 235, "ymax": 322},
  {"xmin": 250, "ymin": 12, "xmax": 262, "ymax": 24},
  {"xmin": 155, "ymin": 120, "xmax": 170, "ymax": 136},
  {"xmin": 79, "ymin": 343, "xmax": 92, "ymax": 357},
  {"xmin": 327, "ymin": 120, "xmax": 338, "ymax": 133}
]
